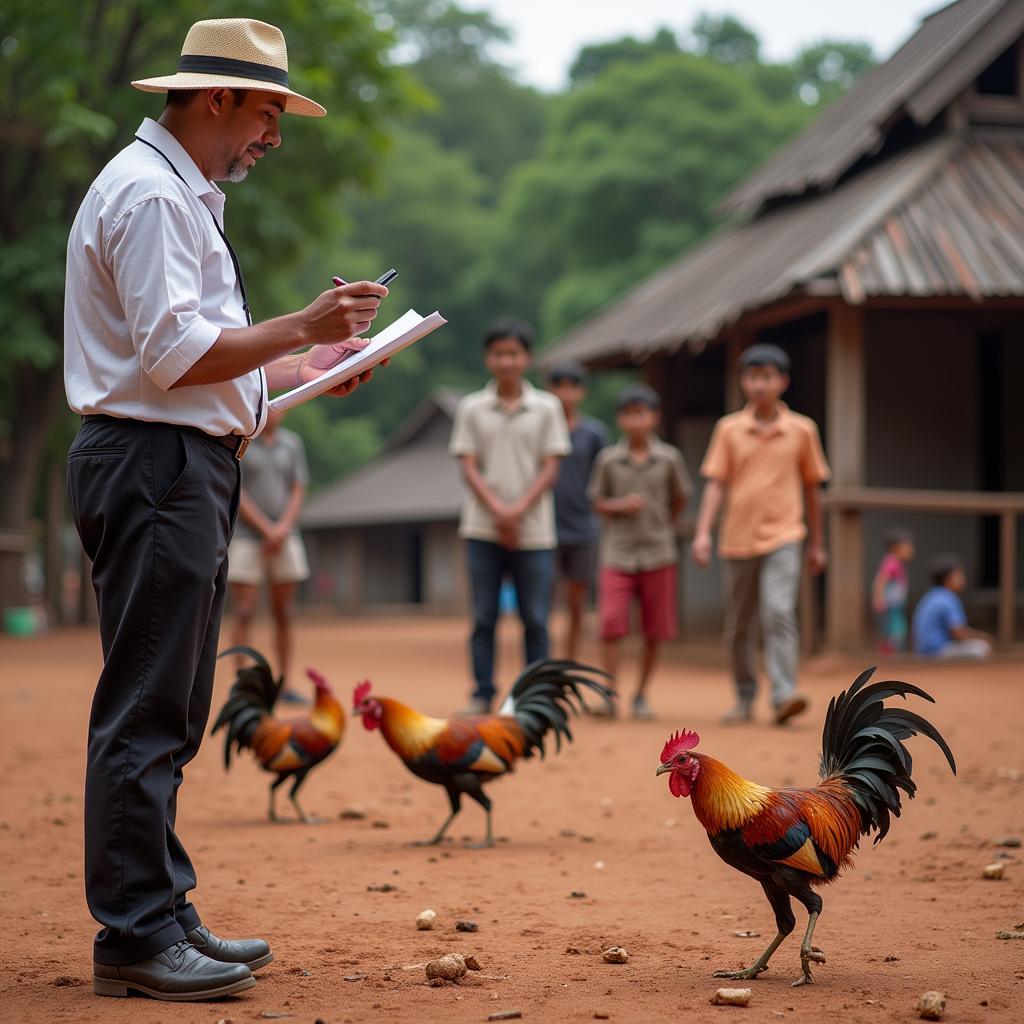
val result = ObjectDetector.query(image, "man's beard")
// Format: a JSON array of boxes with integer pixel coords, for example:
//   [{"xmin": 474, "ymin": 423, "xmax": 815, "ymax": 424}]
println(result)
[
  {"xmin": 225, "ymin": 143, "xmax": 266, "ymax": 183},
  {"xmin": 225, "ymin": 159, "xmax": 249, "ymax": 183}
]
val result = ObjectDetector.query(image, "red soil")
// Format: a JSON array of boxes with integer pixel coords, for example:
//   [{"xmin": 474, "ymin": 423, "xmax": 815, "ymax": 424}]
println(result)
[{"xmin": 1, "ymin": 616, "xmax": 1022, "ymax": 1023}]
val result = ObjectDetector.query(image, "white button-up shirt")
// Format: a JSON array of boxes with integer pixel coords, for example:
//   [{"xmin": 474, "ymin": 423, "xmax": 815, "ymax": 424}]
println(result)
[{"xmin": 64, "ymin": 117, "xmax": 267, "ymax": 437}]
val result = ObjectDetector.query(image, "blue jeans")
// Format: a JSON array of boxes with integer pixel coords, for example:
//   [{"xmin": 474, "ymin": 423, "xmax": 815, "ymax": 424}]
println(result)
[{"xmin": 467, "ymin": 540, "xmax": 554, "ymax": 703}]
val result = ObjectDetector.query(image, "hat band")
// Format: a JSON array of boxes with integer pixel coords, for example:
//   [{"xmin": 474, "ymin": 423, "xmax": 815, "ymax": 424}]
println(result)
[{"xmin": 176, "ymin": 53, "xmax": 289, "ymax": 87}]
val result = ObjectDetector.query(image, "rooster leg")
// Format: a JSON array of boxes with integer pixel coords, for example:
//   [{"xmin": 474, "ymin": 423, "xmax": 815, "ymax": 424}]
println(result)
[
  {"xmin": 466, "ymin": 784, "xmax": 494, "ymax": 849},
  {"xmin": 791, "ymin": 910, "xmax": 826, "ymax": 988},
  {"xmin": 268, "ymin": 776, "xmax": 288, "ymax": 822},
  {"xmin": 714, "ymin": 880, "xmax": 795, "ymax": 980},
  {"xmin": 289, "ymin": 770, "xmax": 325, "ymax": 825},
  {"xmin": 412, "ymin": 787, "xmax": 462, "ymax": 846}
]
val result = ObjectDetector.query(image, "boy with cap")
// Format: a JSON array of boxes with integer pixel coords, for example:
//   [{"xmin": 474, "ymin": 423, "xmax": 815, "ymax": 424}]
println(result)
[
  {"xmin": 692, "ymin": 343, "xmax": 829, "ymax": 726},
  {"xmin": 589, "ymin": 384, "xmax": 692, "ymax": 719},
  {"xmin": 547, "ymin": 362, "xmax": 610, "ymax": 660}
]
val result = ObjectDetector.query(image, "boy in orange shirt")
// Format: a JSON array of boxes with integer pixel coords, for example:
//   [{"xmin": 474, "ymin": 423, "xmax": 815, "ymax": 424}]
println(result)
[{"xmin": 692, "ymin": 344, "xmax": 829, "ymax": 725}]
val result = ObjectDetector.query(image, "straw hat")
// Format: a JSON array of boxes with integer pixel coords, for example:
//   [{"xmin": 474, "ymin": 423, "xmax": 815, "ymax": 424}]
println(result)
[{"xmin": 132, "ymin": 18, "xmax": 326, "ymax": 118}]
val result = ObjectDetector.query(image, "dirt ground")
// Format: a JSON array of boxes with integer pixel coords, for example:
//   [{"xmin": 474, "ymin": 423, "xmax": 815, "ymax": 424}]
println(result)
[{"xmin": 1, "ymin": 614, "xmax": 1022, "ymax": 1024}]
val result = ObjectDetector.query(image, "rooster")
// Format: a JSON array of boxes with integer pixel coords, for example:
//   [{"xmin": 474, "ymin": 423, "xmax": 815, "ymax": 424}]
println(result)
[
  {"xmin": 353, "ymin": 659, "xmax": 613, "ymax": 847},
  {"xmin": 211, "ymin": 646, "xmax": 346, "ymax": 823},
  {"xmin": 656, "ymin": 668, "xmax": 955, "ymax": 986}
]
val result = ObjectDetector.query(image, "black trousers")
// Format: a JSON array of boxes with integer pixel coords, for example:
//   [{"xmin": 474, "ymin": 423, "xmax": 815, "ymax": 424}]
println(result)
[{"xmin": 67, "ymin": 418, "xmax": 240, "ymax": 964}]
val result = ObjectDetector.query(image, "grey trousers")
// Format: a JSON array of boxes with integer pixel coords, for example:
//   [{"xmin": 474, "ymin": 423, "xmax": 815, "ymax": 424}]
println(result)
[{"xmin": 723, "ymin": 543, "xmax": 801, "ymax": 707}]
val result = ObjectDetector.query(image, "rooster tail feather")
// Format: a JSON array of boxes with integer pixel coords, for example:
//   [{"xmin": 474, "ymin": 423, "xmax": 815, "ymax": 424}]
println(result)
[
  {"xmin": 211, "ymin": 647, "xmax": 282, "ymax": 768},
  {"xmin": 502, "ymin": 659, "xmax": 611, "ymax": 759},
  {"xmin": 820, "ymin": 667, "xmax": 956, "ymax": 843}
]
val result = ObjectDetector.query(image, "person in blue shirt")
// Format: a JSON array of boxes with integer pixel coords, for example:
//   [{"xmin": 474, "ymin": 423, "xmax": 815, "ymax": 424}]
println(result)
[
  {"xmin": 546, "ymin": 362, "xmax": 610, "ymax": 661},
  {"xmin": 912, "ymin": 554, "xmax": 993, "ymax": 660}
]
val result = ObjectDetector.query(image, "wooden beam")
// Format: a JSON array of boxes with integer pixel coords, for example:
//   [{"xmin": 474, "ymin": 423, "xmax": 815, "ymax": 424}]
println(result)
[
  {"xmin": 825, "ymin": 302, "xmax": 866, "ymax": 652},
  {"xmin": 999, "ymin": 511, "xmax": 1017, "ymax": 650},
  {"xmin": 825, "ymin": 486, "xmax": 1024, "ymax": 515}
]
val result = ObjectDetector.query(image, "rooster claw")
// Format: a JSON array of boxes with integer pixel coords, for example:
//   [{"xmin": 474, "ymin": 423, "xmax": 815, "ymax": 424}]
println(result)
[
  {"xmin": 791, "ymin": 946, "xmax": 826, "ymax": 987},
  {"xmin": 713, "ymin": 965, "xmax": 767, "ymax": 980}
]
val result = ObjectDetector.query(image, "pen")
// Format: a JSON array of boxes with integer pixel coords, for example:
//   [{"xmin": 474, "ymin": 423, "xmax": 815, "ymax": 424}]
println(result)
[{"xmin": 331, "ymin": 269, "xmax": 398, "ymax": 287}]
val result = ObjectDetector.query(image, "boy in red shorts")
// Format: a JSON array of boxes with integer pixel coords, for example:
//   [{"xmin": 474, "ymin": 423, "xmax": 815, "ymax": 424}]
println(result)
[{"xmin": 589, "ymin": 385, "xmax": 692, "ymax": 719}]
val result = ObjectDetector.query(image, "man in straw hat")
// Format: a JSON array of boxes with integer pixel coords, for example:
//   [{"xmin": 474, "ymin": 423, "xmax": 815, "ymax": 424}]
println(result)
[{"xmin": 64, "ymin": 18, "xmax": 387, "ymax": 1001}]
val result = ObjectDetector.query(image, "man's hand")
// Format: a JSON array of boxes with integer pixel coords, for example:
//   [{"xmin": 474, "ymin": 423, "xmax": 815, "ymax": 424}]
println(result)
[
  {"xmin": 620, "ymin": 493, "xmax": 646, "ymax": 515},
  {"xmin": 262, "ymin": 521, "xmax": 288, "ymax": 557},
  {"xmin": 808, "ymin": 543, "xmax": 828, "ymax": 576},
  {"xmin": 300, "ymin": 280, "xmax": 388, "ymax": 347},
  {"xmin": 692, "ymin": 531, "xmax": 713, "ymax": 568}
]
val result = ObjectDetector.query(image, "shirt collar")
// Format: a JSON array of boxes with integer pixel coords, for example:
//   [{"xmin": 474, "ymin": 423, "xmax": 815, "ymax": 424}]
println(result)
[
  {"xmin": 485, "ymin": 379, "xmax": 538, "ymax": 411},
  {"xmin": 611, "ymin": 434, "xmax": 667, "ymax": 464},
  {"xmin": 740, "ymin": 401, "xmax": 791, "ymax": 436},
  {"xmin": 136, "ymin": 118, "xmax": 224, "ymax": 204}
]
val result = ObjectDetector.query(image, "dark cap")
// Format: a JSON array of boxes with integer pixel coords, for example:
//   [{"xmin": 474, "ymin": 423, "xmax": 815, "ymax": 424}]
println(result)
[
  {"xmin": 739, "ymin": 343, "xmax": 790, "ymax": 374},
  {"xmin": 616, "ymin": 383, "xmax": 661, "ymax": 411},
  {"xmin": 547, "ymin": 361, "xmax": 587, "ymax": 386}
]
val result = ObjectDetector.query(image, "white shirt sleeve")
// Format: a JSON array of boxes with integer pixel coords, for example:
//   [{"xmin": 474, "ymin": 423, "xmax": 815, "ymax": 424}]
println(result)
[{"xmin": 105, "ymin": 195, "xmax": 222, "ymax": 391}]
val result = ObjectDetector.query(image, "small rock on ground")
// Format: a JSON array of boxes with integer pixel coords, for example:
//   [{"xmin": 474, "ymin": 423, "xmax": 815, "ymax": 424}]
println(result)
[
  {"xmin": 711, "ymin": 988, "xmax": 752, "ymax": 1007},
  {"xmin": 602, "ymin": 947, "xmax": 628, "ymax": 964},
  {"xmin": 917, "ymin": 991, "xmax": 946, "ymax": 1020}
]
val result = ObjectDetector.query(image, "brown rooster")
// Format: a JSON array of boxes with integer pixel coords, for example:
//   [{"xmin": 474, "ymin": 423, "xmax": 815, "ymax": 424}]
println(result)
[
  {"xmin": 353, "ymin": 659, "xmax": 613, "ymax": 847},
  {"xmin": 656, "ymin": 668, "xmax": 955, "ymax": 986},
  {"xmin": 212, "ymin": 646, "xmax": 345, "ymax": 823}
]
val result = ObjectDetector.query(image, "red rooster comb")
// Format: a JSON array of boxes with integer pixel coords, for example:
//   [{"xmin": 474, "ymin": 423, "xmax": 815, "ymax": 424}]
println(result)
[
  {"xmin": 660, "ymin": 729, "xmax": 701, "ymax": 762},
  {"xmin": 353, "ymin": 680, "xmax": 373, "ymax": 705},
  {"xmin": 306, "ymin": 668, "xmax": 330, "ymax": 689}
]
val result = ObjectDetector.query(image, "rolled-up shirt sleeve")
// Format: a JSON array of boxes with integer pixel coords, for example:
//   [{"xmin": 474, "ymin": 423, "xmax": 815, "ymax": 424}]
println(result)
[{"xmin": 105, "ymin": 196, "xmax": 221, "ymax": 390}]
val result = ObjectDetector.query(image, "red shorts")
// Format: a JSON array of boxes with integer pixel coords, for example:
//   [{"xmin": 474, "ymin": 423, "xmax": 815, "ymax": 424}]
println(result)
[{"xmin": 599, "ymin": 564, "xmax": 678, "ymax": 641}]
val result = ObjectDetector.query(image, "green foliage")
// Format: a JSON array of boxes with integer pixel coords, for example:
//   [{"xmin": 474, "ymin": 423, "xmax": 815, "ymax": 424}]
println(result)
[
  {"xmin": 3, "ymin": 1, "xmax": 877, "ymax": 507},
  {"xmin": 478, "ymin": 51, "xmax": 815, "ymax": 340},
  {"xmin": 569, "ymin": 27, "xmax": 680, "ymax": 85},
  {"xmin": 284, "ymin": 401, "xmax": 383, "ymax": 486},
  {"xmin": 691, "ymin": 14, "xmax": 761, "ymax": 66}
]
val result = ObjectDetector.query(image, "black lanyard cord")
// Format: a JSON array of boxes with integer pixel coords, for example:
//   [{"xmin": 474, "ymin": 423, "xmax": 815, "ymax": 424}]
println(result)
[{"xmin": 133, "ymin": 133, "xmax": 263, "ymax": 436}]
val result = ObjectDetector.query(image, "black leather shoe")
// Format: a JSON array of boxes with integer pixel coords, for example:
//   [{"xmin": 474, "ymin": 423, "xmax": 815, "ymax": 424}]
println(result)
[
  {"xmin": 93, "ymin": 940, "xmax": 254, "ymax": 1000},
  {"xmin": 186, "ymin": 925, "xmax": 274, "ymax": 971}
]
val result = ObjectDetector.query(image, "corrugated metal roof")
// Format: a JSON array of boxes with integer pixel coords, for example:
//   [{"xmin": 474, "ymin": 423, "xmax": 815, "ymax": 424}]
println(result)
[
  {"xmin": 300, "ymin": 390, "xmax": 466, "ymax": 529},
  {"xmin": 839, "ymin": 136, "xmax": 1024, "ymax": 301},
  {"xmin": 721, "ymin": 0, "xmax": 1023, "ymax": 215},
  {"xmin": 543, "ymin": 132, "xmax": 1024, "ymax": 367},
  {"xmin": 300, "ymin": 441, "xmax": 464, "ymax": 529}
]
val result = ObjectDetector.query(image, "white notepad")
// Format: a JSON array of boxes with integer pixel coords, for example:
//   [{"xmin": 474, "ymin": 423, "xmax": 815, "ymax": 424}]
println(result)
[{"xmin": 269, "ymin": 308, "xmax": 447, "ymax": 412}]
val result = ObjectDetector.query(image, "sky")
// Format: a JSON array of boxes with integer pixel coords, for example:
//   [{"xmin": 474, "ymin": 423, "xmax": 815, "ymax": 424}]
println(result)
[{"xmin": 477, "ymin": 0, "xmax": 942, "ymax": 90}]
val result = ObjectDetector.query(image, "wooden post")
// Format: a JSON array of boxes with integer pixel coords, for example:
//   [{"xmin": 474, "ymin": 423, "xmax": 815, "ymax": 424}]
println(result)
[
  {"xmin": 998, "ymin": 511, "xmax": 1017, "ymax": 649},
  {"xmin": 825, "ymin": 302, "xmax": 866, "ymax": 652}
]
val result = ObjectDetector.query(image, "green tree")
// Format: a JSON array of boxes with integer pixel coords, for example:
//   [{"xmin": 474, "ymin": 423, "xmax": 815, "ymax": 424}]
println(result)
[
  {"xmin": 569, "ymin": 27, "xmax": 680, "ymax": 86},
  {"xmin": 691, "ymin": 14, "xmax": 760, "ymax": 66},
  {"xmin": 376, "ymin": 0, "xmax": 546, "ymax": 199},
  {"xmin": 792, "ymin": 40, "xmax": 876, "ymax": 104},
  {"xmin": 0, "ymin": 0, "xmax": 414, "ymax": 602},
  {"xmin": 478, "ymin": 51, "xmax": 814, "ymax": 341}
]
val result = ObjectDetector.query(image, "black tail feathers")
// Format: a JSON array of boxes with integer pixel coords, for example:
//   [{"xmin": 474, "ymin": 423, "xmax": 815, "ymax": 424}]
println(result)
[
  {"xmin": 820, "ymin": 667, "xmax": 956, "ymax": 843},
  {"xmin": 503, "ymin": 658, "xmax": 613, "ymax": 759},
  {"xmin": 210, "ymin": 646, "xmax": 284, "ymax": 768}
]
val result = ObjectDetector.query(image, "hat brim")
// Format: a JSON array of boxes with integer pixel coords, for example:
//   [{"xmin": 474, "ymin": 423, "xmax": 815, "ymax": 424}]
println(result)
[{"xmin": 131, "ymin": 73, "xmax": 326, "ymax": 117}]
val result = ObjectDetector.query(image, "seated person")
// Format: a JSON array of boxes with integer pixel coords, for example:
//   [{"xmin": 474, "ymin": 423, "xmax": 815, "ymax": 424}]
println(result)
[{"xmin": 912, "ymin": 554, "xmax": 993, "ymax": 661}]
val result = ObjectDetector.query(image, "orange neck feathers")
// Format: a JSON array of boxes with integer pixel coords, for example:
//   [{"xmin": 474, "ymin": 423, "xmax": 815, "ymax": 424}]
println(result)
[
  {"xmin": 310, "ymin": 690, "xmax": 346, "ymax": 744},
  {"xmin": 377, "ymin": 697, "xmax": 446, "ymax": 760},
  {"xmin": 688, "ymin": 753, "xmax": 773, "ymax": 833}
]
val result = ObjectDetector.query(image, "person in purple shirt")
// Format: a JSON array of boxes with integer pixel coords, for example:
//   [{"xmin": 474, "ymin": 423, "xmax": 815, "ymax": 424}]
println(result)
[
  {"xmin": 912, "ymin": 554, "xmax": 993, "ymax": 660},
  {"xmin": 547, "ymin": 362, "xmax": 610, "ymax": 660}
]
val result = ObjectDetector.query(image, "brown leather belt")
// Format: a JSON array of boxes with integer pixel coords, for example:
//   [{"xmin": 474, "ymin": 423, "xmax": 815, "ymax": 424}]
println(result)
[{"xmin": 81, "ymin": 414, "xmax": 250, "ymax": 461}]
